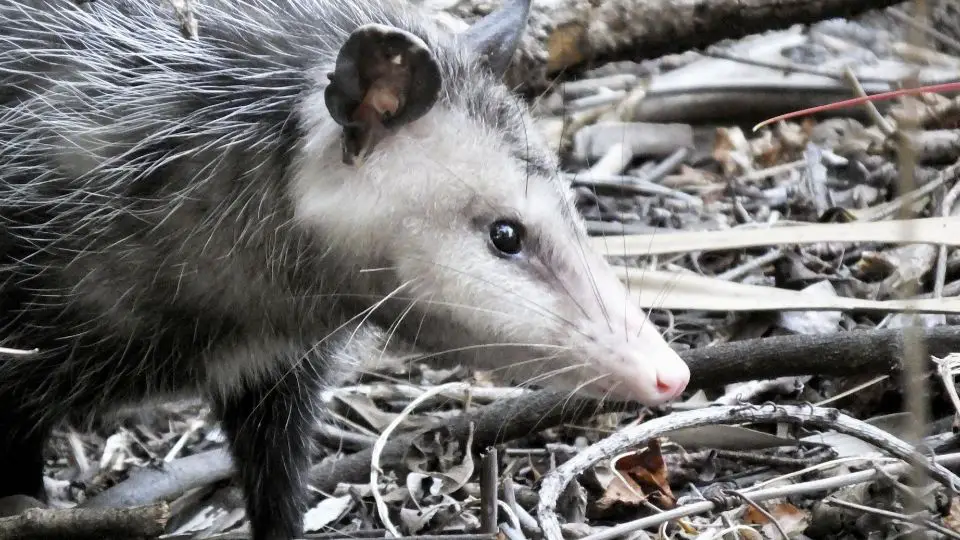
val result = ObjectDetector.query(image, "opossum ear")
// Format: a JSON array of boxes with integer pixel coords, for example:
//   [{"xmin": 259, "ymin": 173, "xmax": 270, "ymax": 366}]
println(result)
[
  {"xmin": 325, "ymin": 24, "xmax": 442, "ymax": 166},
  {"xmin": 459, "ymin": 0, "xmax": 531, "ymax": 78}
]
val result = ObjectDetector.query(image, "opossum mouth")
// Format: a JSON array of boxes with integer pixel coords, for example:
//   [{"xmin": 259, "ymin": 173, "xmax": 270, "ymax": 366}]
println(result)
[{"xmin": 596, "ymin": 376, "xmax": 686, "ymax": 403}]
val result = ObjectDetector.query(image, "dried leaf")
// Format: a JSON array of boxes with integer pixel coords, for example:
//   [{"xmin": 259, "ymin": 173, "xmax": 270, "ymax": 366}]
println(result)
[
  {"xmin": 666, "ymin": 426, "xmax": 800, "ymax": 451},
  {"xmin": 595, "ymin": 217, "xmax": 959, "ymax": 256},
  {"xmin": 743, "ymin": 501, "xmax": 811, "ymax": 536},
  {"xmin": 398, "ymin": 496, "xmax": 470, "ymax": 534},
  {"xmin": 303, "ymin": 495, "xmax": 353, "ymax": 533},
  {"xmin": 333, "ymin": 394, "xmax": 401, "ymax": 432},
  {"xmin": 99, "ymin": 431, "xmax": 132, "ymax": 473},
  {"xmin": 594, "ymin": 473, "xmax": 647, "ymax": 511},
  {"xmin": 776, "ymin": 280, "xmax": 843, "ymax": 335},
  {"xmin": 597, "ymin": 439, "xmax": 675, "ymax": 511},
  {"xmin": 714, "ymin": 127, "xmax": 752, "ymax": 176},
  {"xmin": 616, "ymin": 266, "xmax": 960, "ymax": 313},
  {"xmin": 944, "ymin": 497, "xmax": 960, "ymax": 532},
  {"xmin": 405, "ymin": 423, "xmax": 476, "ymax": 502}
]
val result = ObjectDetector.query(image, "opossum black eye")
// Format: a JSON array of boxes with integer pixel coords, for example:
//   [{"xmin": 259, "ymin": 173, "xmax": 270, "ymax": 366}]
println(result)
[{"xmin": 489, "ymin": 220, "xmax": 524, "ymax": 255}]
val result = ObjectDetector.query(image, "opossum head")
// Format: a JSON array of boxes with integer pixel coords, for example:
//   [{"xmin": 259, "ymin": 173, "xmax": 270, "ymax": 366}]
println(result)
[{"xmin": 294, "ymin": 0, "xmax": 689, "ymax": 405}]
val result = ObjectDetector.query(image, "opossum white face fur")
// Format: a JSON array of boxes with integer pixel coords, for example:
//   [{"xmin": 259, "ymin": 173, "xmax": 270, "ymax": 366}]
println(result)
[{"xmin": 296, "ymin": 5, "xmax": 691, "ymax": 404}]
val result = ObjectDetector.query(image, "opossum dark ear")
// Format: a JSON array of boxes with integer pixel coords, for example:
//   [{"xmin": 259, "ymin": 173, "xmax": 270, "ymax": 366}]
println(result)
[
  {"xmin": 325, "ymin": 24, "xmax": 442, "ymax": 166},
  {"xmin": 459, "ymin": 0, "xmax": 531, "ymax": 78}
]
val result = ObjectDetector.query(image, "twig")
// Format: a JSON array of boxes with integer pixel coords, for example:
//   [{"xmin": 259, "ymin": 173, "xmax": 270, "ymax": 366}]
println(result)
[
  {"xmin": 82, "ymin": 448, "xmax": 234, "ymax": 509},
  {"xmin": 537, "ymin": 406, "xmax": 960, "ymax": 540},
  {"xmin": 933, "ymin": 353, "xmax": 960, "ymax": 420},
  {"xmin": 933, "ymin": 159, "xmax": 960, "ymax": 298},
  {"xmin": 842, "ymin": 66, "xmax": 896, "ymax": 136},
  {"xmin": 637, "ymin": 147, "xmax": 691, "ymax": 185},
  {"xmin": 192, "ymin": 534, "xmax": 504, "ymax": 540},
  {"xmin": 316, "ymin": 422, "xmax": 379, "ymax": 449},
  {"xmin": 566, "ymin": 173, "xmax": 702, "ymax": 204},
  {"xmin": 709, "ymin": 449, "xmax": 831, "ymax": 470},
  {"xmin": 164, "ymin": 418, "xmax": 204, "ymax": 462},
  {"xmin": 586, "ymin": 452, "xmax": 960, "ymax": 540},
  {"xmin": 499, "ymin": 523, "xmax": 526, "ymax": 540},
  {"xmin": 892, "ymin": 57, "xmax": 931, "ymax": 533},
  {"xmin": 814, "ymin": 374, "xmax": 889, "ymax": 406},
  {"xmin": 503, "ymin": 477, "xmax": 539, "ymax": 535},
  {"xmin": 699, "ymin": 48, "xmax": 890, "ymax": 84},
  {"xmin": 715, "ymin": 248, "xmax": 784, "ymax": 281},
  {"xmin": 370, "ymin": 382, "xmax": 470, "ymax": 537},
  {"xmin": 682, "ymin": 325, "xmax": 960, "ymax": 388},
  {"xmin": 824, "ymin": 497, "xmax": 960, "ymax": 539},
  {"xmin": 0, "ymin": 502, "xmax": 169, "ymax": 539},
  {"xmin": 497, "ymin": 501, "xmax": 522, "ymax": 535},
  {"xmin": 886, "ymin": 7, "xmax": 960, "ymax": 56},
  {"xmin": 480, "ymin": 447, "xmax": 499, "ymax": 534}
]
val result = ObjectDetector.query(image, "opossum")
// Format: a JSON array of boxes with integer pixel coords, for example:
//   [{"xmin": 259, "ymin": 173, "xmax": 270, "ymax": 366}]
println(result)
[{"xmin": 0, "ymin": 0, "xmax": 691, "ymax": 538}]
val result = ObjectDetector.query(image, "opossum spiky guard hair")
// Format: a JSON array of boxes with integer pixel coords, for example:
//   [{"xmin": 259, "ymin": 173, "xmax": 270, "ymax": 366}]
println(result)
[{"xmin": 0, "ymin": 0, "xmax": 690, "ymax": 538}]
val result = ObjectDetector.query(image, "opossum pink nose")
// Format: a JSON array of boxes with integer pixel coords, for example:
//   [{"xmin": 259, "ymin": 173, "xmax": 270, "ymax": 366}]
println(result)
[{"xmin": 655, "ymin": 363, "xmax": 690, "ymax": 399}]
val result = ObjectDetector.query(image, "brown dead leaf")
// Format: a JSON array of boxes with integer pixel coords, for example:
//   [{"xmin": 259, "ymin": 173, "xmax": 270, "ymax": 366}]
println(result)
[
  {"xmin": 406, "ymin": 423, "xmax": 476, "ymax": 502},
  {"xmin": 713, "ymin": 127, "xmax": 749, "ymax": 177},
  {"xmin": 595, "ymin": 438, "xmax": 676, "ymax": 511},
  {"xmin": 594, "ymin": 472, "xmax": 647, "ymax": 511},
  {"xmin": 944, "ymin": 497, "xmax": 960, "ymax": 532},
  {"xmin": 743, "ymin": 501, "xmax": 811, "ymax": 536},
  {"xmin": 750, "ymin": 129, "xmax": 784, "ymax": 168}
]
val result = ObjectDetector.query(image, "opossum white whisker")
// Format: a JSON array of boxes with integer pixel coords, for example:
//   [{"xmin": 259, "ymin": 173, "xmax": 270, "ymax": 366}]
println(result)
[
  {"xmin": 571, "ymin": 198, "xmax": 614, "ymax": 333},
  {"xmin": 405, "ymin": 342, "xmax": 571, "ymax": 365},
  {"xmin": 407, "ymin": 289, "xmax": 433, "ymax": 353},
  {"xmin": 635, "ymin": 266, "xmax": 678, "ymax": 341},
  {"xmin": 483, "ymin": 350, "xmax": 572, "ymax": 373},
  {"xmin": 561, "ymin": 372, "xmax": 613, "ymax": 412},
  {"xmin": 520, "ymin": 362, "xmax": 593, "ymax": 387},
  {"xmin": 540, "ymin": 259, "xmax": 591, "ymax": 323},
  {"xmin": 372, "ymin": 291, "xmax": 423, "ymax": 370},
  {"xmin": 358, "ymin": 266, "xmax": 396, "ymax": 273}
]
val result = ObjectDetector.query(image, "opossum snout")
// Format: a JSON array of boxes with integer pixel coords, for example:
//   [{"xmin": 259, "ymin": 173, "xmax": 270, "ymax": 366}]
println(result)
[
  {"xmin": 567, "ymin": 252, "xmax": 690, "ymax": 406},
  {"xmin": 586, "ymin": 323, "xmax": 691, "ymax": 406}
]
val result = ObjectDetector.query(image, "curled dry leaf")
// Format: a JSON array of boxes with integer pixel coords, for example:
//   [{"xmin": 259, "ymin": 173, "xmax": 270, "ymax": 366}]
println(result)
[
  {"xmin": 399, "ymin": 495, "xmax": 480, "ymax": 535},
  {"xmin": 714, "ymin": 126, "xmax": 753, "ymax": 176},
  {"xmin": 775, "ymin": 280, "xmax": 843, "ymax": 335},
  {"xmin": 743, "ymin": 501, "xmax": 811, "ymax": 537},
  {"xmin": 944, "ymin": 497, "xmax": 960, "ymax": 532},
  {"xmin": 98, "ymin": 431, "xmax": 132, "ymax": 473},
  {"xmin": 405, "ymin": 423, "xmax": 476, "ymax": 503},
  {"xmin": 334, "ymin": 393, "xmax": 435, "ymax": 432},
  {"xmin": 595, "ymin": 438, "xmax": 675, "ymax": 513},
  {"xmin": 303, "ymin": 495, "xmax": 354, "ymax": 533}
]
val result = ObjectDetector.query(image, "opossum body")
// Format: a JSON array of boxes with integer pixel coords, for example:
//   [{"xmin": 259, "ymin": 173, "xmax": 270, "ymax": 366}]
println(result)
[{"xmin": 0, "ymin": 0, "xmax": 690, "ymax": 538}]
